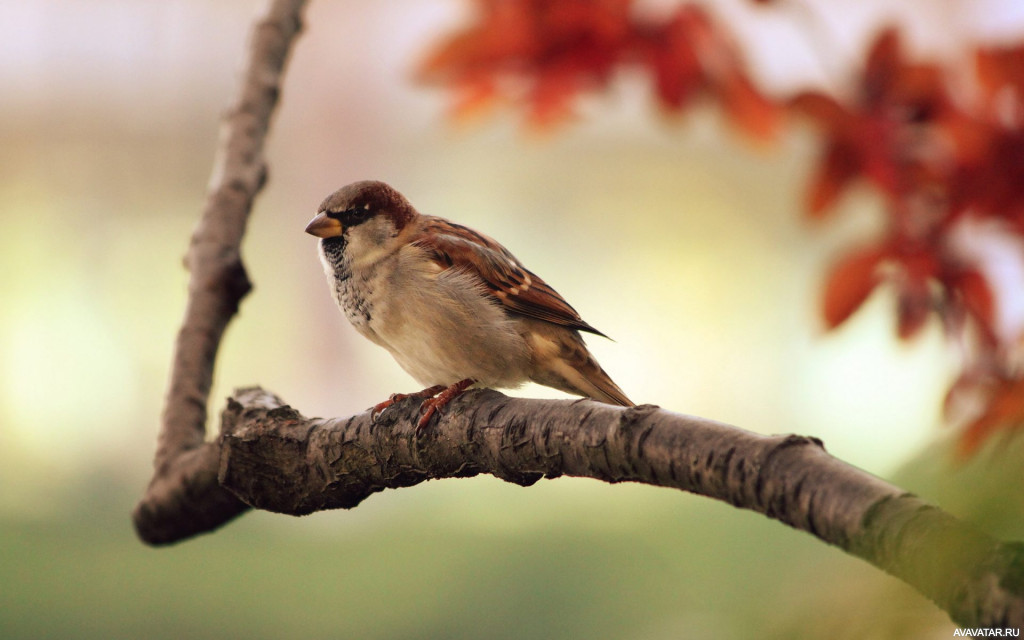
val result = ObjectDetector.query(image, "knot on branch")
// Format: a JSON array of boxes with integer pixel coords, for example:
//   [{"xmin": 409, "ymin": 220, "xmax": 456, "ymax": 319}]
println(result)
[
  {"xmin": 218, "ymin": 388, "xmax": 384, "ymax": 515},
  {"xmin": 597, "ymin": 403, "xmax": 661, "ymax": 482}
]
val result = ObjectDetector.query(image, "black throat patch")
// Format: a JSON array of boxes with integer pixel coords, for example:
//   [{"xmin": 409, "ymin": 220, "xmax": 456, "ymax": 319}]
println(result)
[{"xmin": 320, "ymin": 236, "xmax": 348, "ymax": 277}]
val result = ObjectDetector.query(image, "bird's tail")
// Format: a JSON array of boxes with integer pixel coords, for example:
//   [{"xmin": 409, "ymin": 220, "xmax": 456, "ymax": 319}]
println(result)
[
  {"xmin": 572, "ymin": 358, "xmax": 634, "ymax": 407},
  {"xmin": 528, "ymin": 327, "xmax": 634, "ymax": 406}
]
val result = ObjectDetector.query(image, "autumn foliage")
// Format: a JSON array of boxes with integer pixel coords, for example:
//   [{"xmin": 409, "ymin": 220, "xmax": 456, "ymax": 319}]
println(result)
[
  {"xmin": 417, "ymin": 0, "xmax": 780, "ymax": 137},
  {"xmin": 419, "ymin": 0, "xmax": 1024, "ymax": 456}
]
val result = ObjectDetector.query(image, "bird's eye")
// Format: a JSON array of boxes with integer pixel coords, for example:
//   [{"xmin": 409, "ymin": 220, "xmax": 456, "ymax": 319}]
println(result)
[{"xmin": 329, "ymin": 205, "xmax": 374, "ymax": 227}]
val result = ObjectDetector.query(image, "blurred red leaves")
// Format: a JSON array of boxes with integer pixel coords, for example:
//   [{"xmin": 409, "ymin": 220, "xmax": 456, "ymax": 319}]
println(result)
[
  {"xmin": 822, "ymin": 245, "xmax": 885, "ymax": 329},
  {"xmin": 418, "ymin": 0, "xmax": 779, "ymax": 138},
  {"xmin": 420, "ymin": 1, "xmax": 1024, "ymax": 455},
  {"xmin": 803, "ymin": 31, "xmax": 1024, "ymax": 454},
  {"xmin": 418, "ymin": 0, "xmax": 635, "ymax": 126},
  {"xmin": 791, "ymin": 30, "xmax": 956, "ymax": 217},
  {"xmin": 958, "ymin": 375, "xmax": 1024, "ymax": 455}
]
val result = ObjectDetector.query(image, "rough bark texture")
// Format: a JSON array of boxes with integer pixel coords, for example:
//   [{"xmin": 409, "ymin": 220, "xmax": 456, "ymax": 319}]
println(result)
[
  {"xmin": 208, "ymin": 386, "xmax": 1023, "ymax": 629},
  {"xmin": 133, "ymin": 0, "xmax": 307, "ymax": 543}
]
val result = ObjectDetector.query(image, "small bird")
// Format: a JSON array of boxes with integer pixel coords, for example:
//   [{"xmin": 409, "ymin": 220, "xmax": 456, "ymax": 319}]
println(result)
[{"xmin": 305, "ymin": 180, "xmax": 633, "ymax": 428}]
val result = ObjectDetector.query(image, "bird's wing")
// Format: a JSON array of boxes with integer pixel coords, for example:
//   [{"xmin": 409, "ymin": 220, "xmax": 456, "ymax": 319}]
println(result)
[{"xmin": 411, "ymin": 216, "xmax": 608, "ymax": 337}]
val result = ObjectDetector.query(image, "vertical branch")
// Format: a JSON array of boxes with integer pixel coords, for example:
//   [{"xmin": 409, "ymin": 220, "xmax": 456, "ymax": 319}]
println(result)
[{"xmin": 134, "ymin": 0, "xmax": 308, "ymax": 544}]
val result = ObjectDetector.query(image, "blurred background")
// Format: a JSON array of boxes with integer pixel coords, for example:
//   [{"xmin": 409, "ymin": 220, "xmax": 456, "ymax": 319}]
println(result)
[{"xmin": 3, "ymin": 0, "xmax": 1024, "ymax": 638}]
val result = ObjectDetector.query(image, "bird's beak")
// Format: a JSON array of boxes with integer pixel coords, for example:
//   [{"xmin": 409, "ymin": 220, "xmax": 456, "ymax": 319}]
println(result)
[{"xmin": 304, "ymin": 212, "xmax": 343, "ymax": 238}]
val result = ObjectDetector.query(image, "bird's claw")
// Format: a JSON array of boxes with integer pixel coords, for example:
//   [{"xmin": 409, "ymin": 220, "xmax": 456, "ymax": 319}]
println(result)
[
  {"xmin": 370, "ymin": 385, "xmax": 447, "ymax": 424},
  {"xmin": 371, "ymin": 392, "xmax": 406, "ymax": 422},
  {"xmin": 416, "ymin": 401, "xmax": 440, "ymax": 432},
  {"xmin": 370, "ymin": 380, "xmax": 474, "ymax": 431},
  {"xmin": 414, "ymin": 379, "xmax": 475, "ymax": 433}
]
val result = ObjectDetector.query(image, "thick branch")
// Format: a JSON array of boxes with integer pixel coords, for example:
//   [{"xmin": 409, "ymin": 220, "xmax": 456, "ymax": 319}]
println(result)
[
  {"xmin": 212, "ymin": 386, "xmax": 1020, "ymax": 629},
  {"xmin": 134, "ymin": 0, "xmax": 307, "ymax": 543}
]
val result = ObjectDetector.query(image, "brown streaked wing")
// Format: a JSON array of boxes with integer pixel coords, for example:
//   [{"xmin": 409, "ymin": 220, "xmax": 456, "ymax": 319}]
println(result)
[{"xmin": 411, "ymin": 216, "xmax": 608, "ymax": 337}]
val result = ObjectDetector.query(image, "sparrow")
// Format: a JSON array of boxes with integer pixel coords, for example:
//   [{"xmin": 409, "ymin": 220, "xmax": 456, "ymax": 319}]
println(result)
[{"xmin": 305, "ymin": 180, "xmax": 633, "ymax": 429}]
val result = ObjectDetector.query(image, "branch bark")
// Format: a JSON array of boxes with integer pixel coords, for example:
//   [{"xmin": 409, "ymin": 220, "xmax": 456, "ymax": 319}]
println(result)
[
  {"xmin": 171, "ymin": 386, "xmax": 1024, "ymax": 629},
  {"xmin": 133, "ymin": 0, "xmax": 307, "ymax": 543}
]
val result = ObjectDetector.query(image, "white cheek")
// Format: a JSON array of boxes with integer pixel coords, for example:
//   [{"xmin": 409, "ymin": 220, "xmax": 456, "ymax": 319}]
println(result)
[
  {"xmin": 317, "ymin": 242, "xmax": 331, "ymax": 275},
  {"xmin": 347, "ymin": 223, "xmax": 396, "ymax": 268}
]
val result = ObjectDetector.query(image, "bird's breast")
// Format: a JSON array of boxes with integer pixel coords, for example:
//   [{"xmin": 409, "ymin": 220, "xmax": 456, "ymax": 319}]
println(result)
[
  {"xmin": 372, "ymin": 261, "xmax": 532, "ymax": 388},
  {"xmin": 319, "ymin": 239, "xmax": 378, "ymax": 339},
  {"xmin": 319, "ymin": 239, "xmax": 533, "ymax": 388},
  {"xmin": 337, "ymin": 269, "xmax": 373, "ymax": 329}
]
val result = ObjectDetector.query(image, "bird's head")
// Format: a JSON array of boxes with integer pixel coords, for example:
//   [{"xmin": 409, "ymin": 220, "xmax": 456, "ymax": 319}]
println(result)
[{"xmin": 305, "ymin": 180, "xmax": 417, "ymax": 251}]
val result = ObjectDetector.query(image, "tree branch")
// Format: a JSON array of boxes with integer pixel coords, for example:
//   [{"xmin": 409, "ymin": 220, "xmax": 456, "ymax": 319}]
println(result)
[
  {"xmin": 211, "ymin": 386, "xmax": 1019, "ymax": 629},
  {"xmin": 133, "ymin": 0, "xmax": 307, "ymax": 544}
]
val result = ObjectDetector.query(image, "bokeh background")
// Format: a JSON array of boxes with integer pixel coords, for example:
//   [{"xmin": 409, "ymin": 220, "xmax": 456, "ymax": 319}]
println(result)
[{"xmin": 3, "ymin": 1, "xmax": 1024, "ymax": 638}]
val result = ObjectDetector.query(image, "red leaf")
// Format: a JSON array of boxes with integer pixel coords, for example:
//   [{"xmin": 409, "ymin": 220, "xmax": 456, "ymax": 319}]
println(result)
[
  {"xmin": 822, "ymin": 246, "xmax": 887, "ymax": 328},
  {"xmin": 720, "ymin": 69, "xmax": 780, "ymax": 142},
  {"xmin": 447, "ymin": 78, "xmax": 500, "ymax": 122},
  {"xmin": 650, "ymin": 49, "xmax": 702, "ymax": 109},
  {"xmin": 959, "ymin": 377, "xmax": 1024, "ymax": 457},
  {"xmin": 943, "ymin": 369, "xmax": 983, "ymax": 421},
  {"xmin": 644, "ymin": 10, "xmax": 703, "ymax": 110},
  {"xmin": 789, "ymin": 92, "xmax": 848, "ymax": 126},
  {"xmin": 528, "ymin": 66, "xmax": 580, "ymax": 128},
  {"xmin": 896, "ymin": 277, "xmax": 932, "ymax": 340},
  {"xmin": 863, "ymin": 28, "xmax": 902, "ymax": 104},
  {"xmin": 807, "ymin": 143, "xmax": 860, "ymax": 217},
  {"xmin": 951, "ymin": 268, "xmax": 997, "ymax": 343},
  {"xmin": 976, "ymin": 45, "xmax": 1024, "ymax": 104}
]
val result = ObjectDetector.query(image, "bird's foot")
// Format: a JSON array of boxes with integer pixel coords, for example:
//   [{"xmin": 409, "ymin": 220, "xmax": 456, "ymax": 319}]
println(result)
[
  {"xmin": 371, "ymin": 385, "xmax": 446, "ymax": 422},
  {"xmin": 416, "ymin": 379, "xmax": 475, "ymax": 432}
]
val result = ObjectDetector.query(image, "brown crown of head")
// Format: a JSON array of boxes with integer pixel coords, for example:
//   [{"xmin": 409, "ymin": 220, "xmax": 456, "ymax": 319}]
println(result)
[
  {"xmin": 321, "ymin": 181, "xmax": 415, "ymax": 224},
  {"xmin": 306, "ymin": 180, "xmax": 418, "ymax": 239}
]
